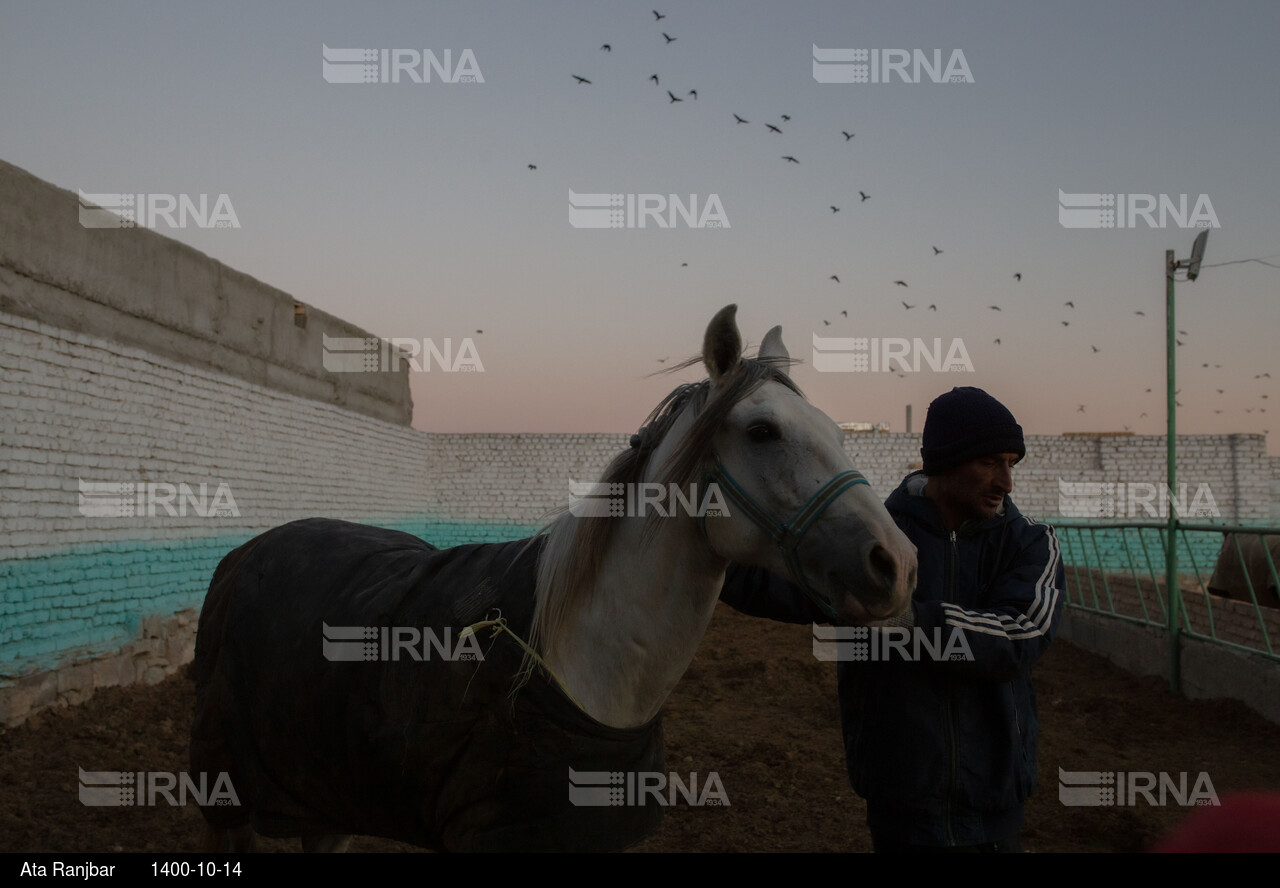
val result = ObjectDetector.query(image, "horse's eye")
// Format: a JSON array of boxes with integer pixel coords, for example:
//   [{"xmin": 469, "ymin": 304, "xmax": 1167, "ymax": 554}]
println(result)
[{"xmin": 747, "ymin": 422, "xmax": 778, "ymax": 442}]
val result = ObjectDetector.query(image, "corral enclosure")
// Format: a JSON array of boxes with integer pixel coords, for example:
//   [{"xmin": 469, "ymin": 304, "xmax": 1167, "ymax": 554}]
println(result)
[{"xmin": 1, "ymin": 158, "xmax": 1277, "ymax": 732}]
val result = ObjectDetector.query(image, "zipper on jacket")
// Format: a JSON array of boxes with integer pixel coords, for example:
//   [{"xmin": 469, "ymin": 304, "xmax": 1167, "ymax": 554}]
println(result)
[
  {"xmin": 947, "ymin": 531, "xmax": 958, "ymax": 602},
  {"xmin": 944, "ymin": 529, "xmax": 959, "ymax": 845},
  {"xmin": 946, "ymin": 681, "xmax": 958, "ymax": 846}
]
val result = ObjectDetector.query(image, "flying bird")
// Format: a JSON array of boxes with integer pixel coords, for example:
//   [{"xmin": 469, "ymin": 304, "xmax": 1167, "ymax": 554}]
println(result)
[
  {"xmin": 989, "ymin": 305, "xmax": 1001, "ymax": 311},
  {"xmin": 653, "ymin": 9, "xmax": 665, "ymax": 19},
  {"xmin": 662, "ymin": 32, "xmax": 676, "ymax": 43},
  {"xmin": 902, "ymin": 302, "xmax": 916, "ymax": 310},
  {"xmin": 841, "ymin": 310, "xmax": 848, "ymax": 317},
  {"xmin": 932, "ymin": 246, "xmax": 942, "ymax": 255},
  {"xmin": 928, "ymin": 305, "xmax": 937, "ymax": 312},
  {"xmin": 1065, "ymin": 301, "xmax": 1074, "ymax": 308},
  {"xmin": 894, "ymin": 280, "xmax": 908, "ymax": 287},
  {"xmin": 765, "ymin": 123, "xmax": 782, "ymax": 134},
  {"xmin": 1013, "ymin": 273, "xmax": 1022, "ymax": 281},
  {"xmin": 527, "ymin": 164, "xmax": 537, "ymax": 170},
  {"xmin": 1061, "ymin": 321, "xmax": 1069, "ymax": 326},
  {"xmin": 650, "ymin": 74, "xmax": 659, "ymax": 85},
  {"xmin": 842, "ymin": 131, "xmax": 855, "ymax": 141},
  {"xmin": 830, "ymin": 275, "xmax": 840, "ymax": 283},
  {"xmin": 475, "ymin": 330, "xmax": 483, "ymax": 335},
  {"xmin": 994, "ymin": 338, "xmax": 1001, "ymax": 345},
  {"xmin": 1091, "ymin": 345, "xmax": 1100, "ymax": 353},
  {"xmin": 780, "ymin": 114, "xmax": 791, "ymax": 121},
  {"xmin": 830, "ymin": 206, "xmax": 840, "ymax": 213},
  {"xmin": 859, "ymin": 191, "xmax": 870, "ymax": 202},
  {"xmin": 688, "ymin": 89, "xmax": 697, "ymax": 100},
  {"xmin": 782, "ymin": 155, "xmax": 799, "ymax": 163},
  {"xmin": 572, "ymin": 75, "xmax": 592, "ymax": 84},
  {"xmin": 601, "ymin": 44, "xmax": 611, "ymax": 52},
  {"xmin": 667, "ymin": 90, "xmax": 682, "ymax": 103},
  {"xmin": 1135, "ymin": 311, "xmax": 1146, "ymax": 316},
  {"xmin": 733, "ymin": 113, "xmax": 748, "ymax": 124}
]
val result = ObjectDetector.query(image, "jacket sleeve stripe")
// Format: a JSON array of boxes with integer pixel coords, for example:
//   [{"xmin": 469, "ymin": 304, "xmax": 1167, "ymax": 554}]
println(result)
[{"xmin": 939, "ymin": 519, "xmax": 1063, "ymax": 640}]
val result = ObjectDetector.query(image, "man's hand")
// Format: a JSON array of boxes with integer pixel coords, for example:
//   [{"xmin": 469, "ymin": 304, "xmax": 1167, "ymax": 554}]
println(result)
[{"xmin": 866, "ymin": 602, "xmax": 916, "ymax": 629}]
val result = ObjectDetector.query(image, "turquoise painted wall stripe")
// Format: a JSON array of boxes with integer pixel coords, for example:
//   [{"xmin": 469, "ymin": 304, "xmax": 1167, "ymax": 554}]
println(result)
[
  {"xmin": 0, "ymin": 518, "xmax": 541, "ymax": 678},
  {"xmin": 1054, "ymin": 524, "xmax": 1225, "ymax": 578}
]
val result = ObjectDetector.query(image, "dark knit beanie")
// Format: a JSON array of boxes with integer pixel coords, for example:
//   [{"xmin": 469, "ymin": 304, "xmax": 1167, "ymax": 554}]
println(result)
[{"xmin": 921, "ymin": 387, "xmax": 1025, "ymax": 475}]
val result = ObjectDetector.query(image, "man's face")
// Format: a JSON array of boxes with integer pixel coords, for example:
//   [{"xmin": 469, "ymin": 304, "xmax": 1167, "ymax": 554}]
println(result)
[{"xmin": 925, "ymin": 452, "xmax": 1019, "ymax": 529}]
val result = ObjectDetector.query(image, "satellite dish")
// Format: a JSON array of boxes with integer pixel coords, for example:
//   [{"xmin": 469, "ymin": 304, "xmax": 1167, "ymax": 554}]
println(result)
[{"xmin": 1186, "ymin": 229, "xmax": 1208, "ymax": 281}]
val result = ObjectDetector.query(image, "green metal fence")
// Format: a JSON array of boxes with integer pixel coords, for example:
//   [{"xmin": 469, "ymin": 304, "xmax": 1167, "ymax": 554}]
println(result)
[{"xmin": 1052, "ymin": 522, "xmax": 1280, "ymax": 668}]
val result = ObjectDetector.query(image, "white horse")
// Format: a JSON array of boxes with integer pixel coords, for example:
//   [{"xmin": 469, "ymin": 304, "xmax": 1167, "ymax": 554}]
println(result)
[{"xmin": 190, "ymin": 304, "xmax": 916, "ymax": 852}]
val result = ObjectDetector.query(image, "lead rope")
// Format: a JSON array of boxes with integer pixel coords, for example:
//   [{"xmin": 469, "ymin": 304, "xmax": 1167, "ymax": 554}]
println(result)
[{"xmin": 460, "ymin": 609, "xmax": 588, "ymax": 714}]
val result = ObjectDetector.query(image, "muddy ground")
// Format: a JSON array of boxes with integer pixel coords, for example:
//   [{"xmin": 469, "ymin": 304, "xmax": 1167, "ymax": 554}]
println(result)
[{"xmin": 3, "ymin": 603, "xmax": 1279, "ymax": 854}]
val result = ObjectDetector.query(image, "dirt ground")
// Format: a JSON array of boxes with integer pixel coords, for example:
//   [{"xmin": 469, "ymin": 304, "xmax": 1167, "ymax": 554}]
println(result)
[{"xmin": 3, "ymin": 602, "xmax": 1279, "ymax": 854}]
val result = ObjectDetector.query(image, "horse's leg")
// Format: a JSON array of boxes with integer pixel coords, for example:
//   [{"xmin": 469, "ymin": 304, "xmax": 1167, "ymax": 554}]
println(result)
[
  {"xmin": 301, "ymin": 834, "xmax": 353, "ymax": 853},
  {"xmin": 203, "ymin": 823, "xmax": 258, "ymax": 852}
]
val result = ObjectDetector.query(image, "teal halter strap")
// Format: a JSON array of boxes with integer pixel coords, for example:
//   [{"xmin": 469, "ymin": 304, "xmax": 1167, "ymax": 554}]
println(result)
[{"xmin": 703, "ymin": 459, "xmax": 870, "ymax": 621}]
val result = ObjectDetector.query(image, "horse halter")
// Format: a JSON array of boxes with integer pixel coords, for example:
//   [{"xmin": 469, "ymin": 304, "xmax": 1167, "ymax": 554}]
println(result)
[{"xmin": 701, "ymin": 458, "xmax": 870, "ymax": 622}]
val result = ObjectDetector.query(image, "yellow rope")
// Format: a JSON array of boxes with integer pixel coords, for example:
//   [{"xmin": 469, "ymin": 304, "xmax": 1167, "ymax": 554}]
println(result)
[{"xmin": 460, "ymin": 614, "xmax": 587, "ymax": 714}]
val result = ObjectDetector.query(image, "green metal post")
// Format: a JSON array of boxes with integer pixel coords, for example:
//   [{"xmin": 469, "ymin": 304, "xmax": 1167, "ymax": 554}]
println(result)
[{"xmin": 1166, "ymin": 249, "xmax": 1180, "ymax": 693}]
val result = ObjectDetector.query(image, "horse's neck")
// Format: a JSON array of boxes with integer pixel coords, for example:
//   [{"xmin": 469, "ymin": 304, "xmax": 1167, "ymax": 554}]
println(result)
[{"xmin": 546, "ymin": 517, "xmax": 725, "ymax": 729}]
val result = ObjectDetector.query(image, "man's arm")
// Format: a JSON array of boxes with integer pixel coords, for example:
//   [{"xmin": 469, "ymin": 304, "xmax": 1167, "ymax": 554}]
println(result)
[
  {"xmin": 718, "ymin": 562, "xmax": 828, "ymax": 625},
  {"xmin": 912, "ymin": 518, "xmax": 1065, "ymax": 680}
]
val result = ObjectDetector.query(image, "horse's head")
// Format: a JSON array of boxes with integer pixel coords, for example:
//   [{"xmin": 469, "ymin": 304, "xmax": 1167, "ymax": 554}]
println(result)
[{"xmin": 650, "ymin": 304, "xmax": 917, "ymax": 624}]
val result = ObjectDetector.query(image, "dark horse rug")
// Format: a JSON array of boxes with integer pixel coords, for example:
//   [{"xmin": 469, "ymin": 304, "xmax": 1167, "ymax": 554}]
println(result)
[{"xmin": 190, "ymin": 518, "xmax": 664, "ymax": 852}]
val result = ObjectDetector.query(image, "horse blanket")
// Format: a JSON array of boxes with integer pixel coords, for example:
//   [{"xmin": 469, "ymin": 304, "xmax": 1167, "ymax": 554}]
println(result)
[{"xmin": 190, "ymin": 518, "xmax": 665, "ymax": 852}]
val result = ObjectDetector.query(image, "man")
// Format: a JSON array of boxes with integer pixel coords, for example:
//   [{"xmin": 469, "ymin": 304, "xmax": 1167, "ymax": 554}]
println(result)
[{"xmin": 720, "ymin": 386, "xmax": 1064, "ymax": 852}]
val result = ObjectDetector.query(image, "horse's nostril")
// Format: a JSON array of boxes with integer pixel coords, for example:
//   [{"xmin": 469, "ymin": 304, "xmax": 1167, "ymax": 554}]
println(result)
[{"xmin": 868, "ymin": 544, "xmax": 896, "ymax": 589}]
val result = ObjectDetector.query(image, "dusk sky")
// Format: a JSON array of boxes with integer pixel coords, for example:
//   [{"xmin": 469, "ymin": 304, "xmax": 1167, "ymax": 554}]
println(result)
[{"xmin": 3, "ymin": 1, "xmax": 1277, "ymax": 452}]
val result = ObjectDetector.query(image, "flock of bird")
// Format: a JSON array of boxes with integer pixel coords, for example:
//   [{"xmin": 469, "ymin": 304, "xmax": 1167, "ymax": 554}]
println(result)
[{"xmin": 533, "ymin": 10, "xmax": 1272, "ymax": 435}]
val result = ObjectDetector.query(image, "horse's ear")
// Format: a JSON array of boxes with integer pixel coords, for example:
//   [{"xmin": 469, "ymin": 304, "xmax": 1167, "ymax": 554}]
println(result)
[
  {"xmin": 758, "ymin": 325, "xmax": 789, "ymax": 375},
  {"xmin": 703, "ymin": 304, "xmax": 742, "ymax": 382}
]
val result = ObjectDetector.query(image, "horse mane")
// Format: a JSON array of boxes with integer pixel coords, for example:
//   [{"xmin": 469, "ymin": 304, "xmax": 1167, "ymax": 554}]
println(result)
[{"xmin": 522, "ymin": 352, "xmax": 802, "ymax": 674}]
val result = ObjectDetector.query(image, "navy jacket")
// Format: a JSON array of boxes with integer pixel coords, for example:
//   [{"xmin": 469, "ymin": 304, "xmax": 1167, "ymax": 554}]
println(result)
[{"xmin": 719, "ymin": 471, "xmax": 1065, "ymax": 846}]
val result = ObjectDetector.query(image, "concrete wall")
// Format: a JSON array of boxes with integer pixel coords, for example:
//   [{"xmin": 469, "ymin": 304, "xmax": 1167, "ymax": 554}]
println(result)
[
  {"xmin": 1, "ymin": 158, "xmax": 1276, "ymax": 727},
  {"xmin": 0, "ymin": 158, "xmax": 411, "ymax": 426},
  {"xmin": 1060, "ymin": 609, "xmax": 1280, "ymax": 727},
  {"xmin": 1271, "ymin": 456, "xmax": 1280, "ymax": 523}
]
